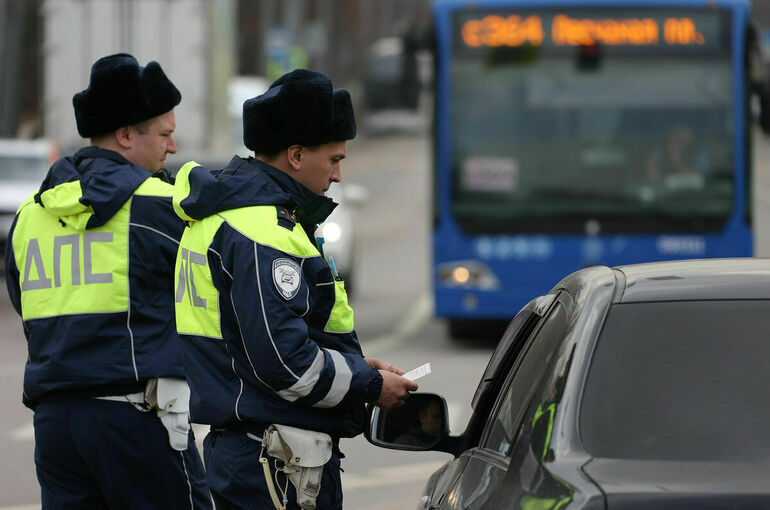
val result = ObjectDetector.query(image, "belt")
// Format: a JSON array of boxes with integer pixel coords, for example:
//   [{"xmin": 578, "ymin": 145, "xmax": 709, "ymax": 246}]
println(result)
[
  {"xmin": 214, "ymin": 422, "xmax": 343, "ymax": 456},
  {"xmin": 35, "ymin": 381, "xmax": 147, "ymax": 404},
  {"xmin": 213, "ymin": 421, "xmax": 268, "ymax": 436},
  {"xmin": 95, "ymin": 391, "xmax": 145, "ymax": 404}
]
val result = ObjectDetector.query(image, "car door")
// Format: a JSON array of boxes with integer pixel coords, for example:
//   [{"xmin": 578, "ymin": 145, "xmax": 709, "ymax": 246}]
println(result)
[
  {"xmin": 435, "ymin": 291, "xmax": 574, "ymax": 509},
  {"xmin": 419, "ymin": 294, "xmax": 556, "ymax": 510}
]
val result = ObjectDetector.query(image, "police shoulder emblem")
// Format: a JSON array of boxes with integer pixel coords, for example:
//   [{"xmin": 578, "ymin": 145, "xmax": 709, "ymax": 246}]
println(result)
[{"xmin": 272, "ymin": 258, "xmax": 302, "ymax": 300}]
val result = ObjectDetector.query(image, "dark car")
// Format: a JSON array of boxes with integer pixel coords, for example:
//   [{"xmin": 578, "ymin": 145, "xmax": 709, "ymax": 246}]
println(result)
[
  {"xmin": 367, "ymin": 259, "xmax": 770, "ymax": 509},
  {"xmin": 363, "ymin": 37, "xmax": 420, "ymax": 112}
]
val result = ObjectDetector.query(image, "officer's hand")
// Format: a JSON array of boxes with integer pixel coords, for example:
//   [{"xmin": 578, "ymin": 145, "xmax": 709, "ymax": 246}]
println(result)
[
  {"xmin": 365, "ymin": 357, "xmax": 405, "ymax": 375},
  {"xmin": 375, "ymin": 370, "xmax": 418, "ymax": 410}
]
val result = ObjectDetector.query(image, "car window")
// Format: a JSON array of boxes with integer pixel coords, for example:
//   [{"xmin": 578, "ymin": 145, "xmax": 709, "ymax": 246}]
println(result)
[
  {"xmin": 482, "ymin": 298, "xmax": 570, "ymax": 458},
  {"xmin": 581, "ymin": 300, "xmax": 770, "ymax": 461},
  {"xmin": 471, "ymin": 294, "xmax": 555, "ymax": 412}
]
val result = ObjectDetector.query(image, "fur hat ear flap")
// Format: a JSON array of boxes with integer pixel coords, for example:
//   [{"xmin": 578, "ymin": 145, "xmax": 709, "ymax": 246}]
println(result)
[
  {"xmin": 243, "ymin": 86, "xmax": 284, "ymax": 154},
  {"xmin": 243, "ymin": 69, "xmax": 356, "ymax": 153},
  {"xmin": 73, "ymin": 53, "xmax": 181, "ymax": 138}
]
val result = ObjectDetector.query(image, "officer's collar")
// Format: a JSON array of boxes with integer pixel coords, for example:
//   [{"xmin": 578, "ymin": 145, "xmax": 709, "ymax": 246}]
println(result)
[
  {"xmin": 240, "ymin": 157, "xmax": 337, "ymax": 225},
  {"xmin": 74, "ymin": 146, "xmax": 141, "ymax": 169}
]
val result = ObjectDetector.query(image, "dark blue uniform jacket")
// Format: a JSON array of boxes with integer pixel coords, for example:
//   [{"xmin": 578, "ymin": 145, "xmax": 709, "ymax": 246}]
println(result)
[
  {"xmin": 4, "ymin": 147, "xmax": 186, "ymax": 408},
  {"xmin": 174, "ymin": 156, "xmax": 383, "ymax": 438}
]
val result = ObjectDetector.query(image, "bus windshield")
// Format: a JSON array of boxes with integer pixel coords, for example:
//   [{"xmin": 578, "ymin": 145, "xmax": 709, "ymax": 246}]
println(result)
[{"xmin": 449, "ymin": 8, "xmax": 734, "ymax": 233}]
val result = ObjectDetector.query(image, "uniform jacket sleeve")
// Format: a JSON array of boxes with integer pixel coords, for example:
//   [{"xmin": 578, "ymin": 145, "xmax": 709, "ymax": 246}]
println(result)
[
  {"xmin": 4, "ymin": 215, "xmax": 22, "ymax": 316},
  {"xmin": 224, "ymin": 232, "xmax": 381, "ymax": 409}
]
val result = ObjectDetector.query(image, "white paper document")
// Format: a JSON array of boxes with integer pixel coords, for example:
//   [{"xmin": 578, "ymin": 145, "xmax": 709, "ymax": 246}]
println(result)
[{"xmin": 403, "ymin": 363, "xmax": 431, "ymax": 381}]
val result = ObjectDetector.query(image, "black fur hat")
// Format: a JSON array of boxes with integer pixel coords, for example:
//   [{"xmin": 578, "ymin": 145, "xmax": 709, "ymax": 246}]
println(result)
[
  {"xmin": 72, "ymin": 53, "xmax": 181, "ymax": 138},
  {"xmin": 243, "ymin": 69, "xmax": 356, "ymax": 153}
]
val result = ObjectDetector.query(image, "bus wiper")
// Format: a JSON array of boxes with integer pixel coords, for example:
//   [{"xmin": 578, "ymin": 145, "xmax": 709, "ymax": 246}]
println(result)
[{"xmin": 529, "ymin": 188, "xmax": 631, "ymax": 203}]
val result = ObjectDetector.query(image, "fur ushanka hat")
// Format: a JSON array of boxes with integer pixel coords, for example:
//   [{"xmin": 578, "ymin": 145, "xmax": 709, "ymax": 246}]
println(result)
[
  {"xmin": 243, "ymin": 69, "xmax": 356, "ymax": 153},
  {"xmin": 72, "ymin": 53, "xmax": 181, "ymax": 138}
]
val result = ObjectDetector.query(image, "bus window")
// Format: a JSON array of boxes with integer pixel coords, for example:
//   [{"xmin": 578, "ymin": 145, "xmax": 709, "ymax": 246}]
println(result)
[{"xmin": 449, "ymin": 9, "xmax": 733, "ymax": 233}]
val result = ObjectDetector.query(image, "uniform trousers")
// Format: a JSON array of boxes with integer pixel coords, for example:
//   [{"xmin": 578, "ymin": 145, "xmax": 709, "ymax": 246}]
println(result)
[
  {"xmin": 203, "ymin": 428, "xmax": 343, "ymax": 510},
  {"xmin": 33, "ymin": 398, "xmax": 212, "ymax": 509}
]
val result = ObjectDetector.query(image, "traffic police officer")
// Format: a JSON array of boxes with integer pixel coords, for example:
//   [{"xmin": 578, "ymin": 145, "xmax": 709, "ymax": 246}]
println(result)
[
  {"xmin": 4, "ymin": 54, "xmax": 211, "ymax": 508},
  {"xmin": 172, "ymin": 69, "xmax": 417, "ymax": 509}
]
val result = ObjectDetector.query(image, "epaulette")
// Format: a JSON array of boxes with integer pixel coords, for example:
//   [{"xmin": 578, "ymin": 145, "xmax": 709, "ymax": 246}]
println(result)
[
  {"xmin": 151, "ymin": 167, "xmax": 175, "ymax": 184},
  {"xmin": 276, "ymin": 206, "xmax": 297, "ymax": 230}
]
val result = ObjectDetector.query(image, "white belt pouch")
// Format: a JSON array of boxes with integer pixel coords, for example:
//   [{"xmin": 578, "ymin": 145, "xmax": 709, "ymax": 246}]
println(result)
[
  {"xmin": 146, "ymin": 378, "xmax": 191, "ymax": 451},
  {"xmin": 262, "ymin": 424, "xmax": 333, "ymax": 510}
]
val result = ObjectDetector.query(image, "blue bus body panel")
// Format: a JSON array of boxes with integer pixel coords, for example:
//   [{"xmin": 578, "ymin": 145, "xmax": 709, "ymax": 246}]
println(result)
[
  {"xmin": 433, "ymin": 226, "xmax": 752, "ymax": 318},
  {"xmin": 431, "ymin": 0, "xmax": 754, "ymax": 319}
]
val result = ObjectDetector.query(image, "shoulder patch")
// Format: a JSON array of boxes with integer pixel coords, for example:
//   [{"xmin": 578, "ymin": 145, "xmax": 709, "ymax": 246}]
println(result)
[
  {"xmin": 276, "ymin": 206, "xmax": 297, "ymax": 230},
  {"xmin": 272, "ymin": 258, "xmax": 302, "ymax": 300}
]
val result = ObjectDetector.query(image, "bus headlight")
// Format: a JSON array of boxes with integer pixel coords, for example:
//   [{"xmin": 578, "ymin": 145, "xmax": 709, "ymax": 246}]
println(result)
[{"xmin": 437, "ymin": 260, "xmax": 500, "ymax": 290}]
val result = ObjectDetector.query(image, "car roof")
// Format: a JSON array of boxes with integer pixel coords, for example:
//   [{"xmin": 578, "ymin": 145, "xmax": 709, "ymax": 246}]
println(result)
[
  {"xmin": 612, "ymin": 258, "xmax": 770, "ymax": 303},
  {"xmin": 0, "ymin": 138, "xmax": 53, "ymax": 157}
]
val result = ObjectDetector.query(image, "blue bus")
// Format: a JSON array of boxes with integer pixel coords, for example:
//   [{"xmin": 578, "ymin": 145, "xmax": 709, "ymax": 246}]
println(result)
[{"xmin": 430, "ymin": 0, "xmax": 770, "ymax": 333}]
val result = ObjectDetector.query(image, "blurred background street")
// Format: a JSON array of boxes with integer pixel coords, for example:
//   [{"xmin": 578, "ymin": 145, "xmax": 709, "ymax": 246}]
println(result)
[
  {"xmin": 3, "ymin": 0, "xmax": 770, "ymax": 508},
  {"xmin": 1, "ymin": 113, "xmax": 770, "ymax": 509}
]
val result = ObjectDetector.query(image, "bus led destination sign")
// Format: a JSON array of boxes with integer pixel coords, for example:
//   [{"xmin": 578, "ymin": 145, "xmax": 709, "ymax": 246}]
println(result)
[{"xmin": 461, "ymin": 13, "xmax": 709, "ymax": 48}]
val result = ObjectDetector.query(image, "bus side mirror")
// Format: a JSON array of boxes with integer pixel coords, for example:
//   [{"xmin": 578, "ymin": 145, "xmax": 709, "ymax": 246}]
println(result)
[{"xmin": 365, "ymin": 393, "xmax": 449, "ymax": 451}]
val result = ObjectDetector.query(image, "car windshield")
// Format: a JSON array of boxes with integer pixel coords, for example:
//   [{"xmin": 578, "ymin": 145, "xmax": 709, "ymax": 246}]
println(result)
[
  {"xmin": 450, "ymin": 8, "xmax": 733, "ymax": 233},
  {"xmin": 580, "ymin": 300, "xmax": 770, "ymax": 461},
  {"xmin": 0, "ymin": 154, "xmax": 49, "ymax": 180}
]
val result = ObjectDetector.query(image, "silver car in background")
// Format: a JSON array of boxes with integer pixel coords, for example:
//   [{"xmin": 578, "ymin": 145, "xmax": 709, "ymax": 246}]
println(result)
[
  {"xmin": 0, "ymin": 138, "xmax": 58, "ymax": 270},
  {"xmin": 316, "ymin": 182, "xmax": 368, "ymax": 297}
]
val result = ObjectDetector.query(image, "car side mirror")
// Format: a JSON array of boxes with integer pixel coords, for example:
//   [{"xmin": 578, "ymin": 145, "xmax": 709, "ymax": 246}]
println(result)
[{"xmin": 365, "ymin": 393, "xmax": 449, "ymax": 451}]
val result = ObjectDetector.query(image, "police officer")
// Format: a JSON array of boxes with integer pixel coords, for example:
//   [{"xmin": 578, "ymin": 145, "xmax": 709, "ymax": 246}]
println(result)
[
  {"xmin": 172, "ymin": 69, "xmax": 418, "ymax": 509},
  {"xmin": 4, "ymin": 54, "xmax": 211, "ymax": 508}
]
